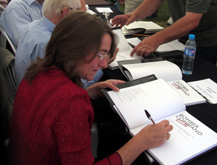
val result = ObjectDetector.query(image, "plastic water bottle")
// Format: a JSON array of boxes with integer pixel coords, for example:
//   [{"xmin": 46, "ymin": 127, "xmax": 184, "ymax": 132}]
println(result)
[
  {"xmin": 182, "ymin": 34, "xmax": 196, "ymax": 75},
  {"xmin": 102, "ymin": 12, "xmax": 111, "ymax": 26}
]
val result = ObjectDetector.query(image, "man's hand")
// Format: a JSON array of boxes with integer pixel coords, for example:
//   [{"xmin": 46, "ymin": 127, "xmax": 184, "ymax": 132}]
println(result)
[
  {"xmin": 112, "ymin": 13, "xmax": 135, "ymax": 27},
  {"xmin": 130, "ymin": 35, "xmax": 160, "ymax": 57}
]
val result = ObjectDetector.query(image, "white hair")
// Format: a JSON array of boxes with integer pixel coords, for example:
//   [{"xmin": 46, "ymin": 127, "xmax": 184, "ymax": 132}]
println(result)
[{"xmin": 42, "ymin": 0, "xmax": 81, "ymax": 18}]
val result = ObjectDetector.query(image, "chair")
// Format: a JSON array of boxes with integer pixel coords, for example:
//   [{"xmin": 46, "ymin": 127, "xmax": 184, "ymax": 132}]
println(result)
[
  {"xmin": 91, "ymin": 123, "xmax": 98, "ymax": 158},
  {"xmin": 0, "ymin": 47, "xmax": 16, "ymax": 162},
  {"xmin": 0, "ymin": 26, "xmax": 16, "ymax": 55}
]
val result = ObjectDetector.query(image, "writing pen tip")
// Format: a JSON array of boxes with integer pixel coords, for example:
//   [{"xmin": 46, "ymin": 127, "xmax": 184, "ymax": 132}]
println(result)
[{"xmin": 144, "ymin": 109, "xmax": 151, "ymax": 118}]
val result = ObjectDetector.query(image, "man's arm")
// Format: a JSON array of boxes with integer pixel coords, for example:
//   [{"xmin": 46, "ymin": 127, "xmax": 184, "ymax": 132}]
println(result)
[
  {"xmin": 131, "ymin": 12, "xmax": 203, "ymax": 56},
  {"xmin": 112, "ymin": 0, "xmax": 162, "ymax": 27},
  {"xmin": 4, "ymin": 7, "xmax": 34, "ymax": 46},
  {"xmin": 129, "ymin": 0, "xmax": 162, "ymax": 23}
]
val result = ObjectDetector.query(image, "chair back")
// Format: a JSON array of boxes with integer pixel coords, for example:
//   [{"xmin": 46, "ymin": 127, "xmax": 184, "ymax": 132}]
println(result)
[
  {"xmin": 0, "ymin": 47, "xmax": 16, "ymax": 140},
  {"xmin": 0, "ymin": 26, "xmax": 16, "ymax": 55}
]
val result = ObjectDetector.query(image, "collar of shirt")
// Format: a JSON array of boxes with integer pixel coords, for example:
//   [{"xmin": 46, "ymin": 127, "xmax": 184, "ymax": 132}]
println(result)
[{"xmin": 41, "ymin": 17, "xmax": 55, "ymax": 33}]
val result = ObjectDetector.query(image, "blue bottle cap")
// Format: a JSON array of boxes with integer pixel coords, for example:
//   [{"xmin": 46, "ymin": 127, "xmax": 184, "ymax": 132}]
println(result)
[{"xmin": 189, "ymin": 34, "xmax": 195, "ymax": 40}]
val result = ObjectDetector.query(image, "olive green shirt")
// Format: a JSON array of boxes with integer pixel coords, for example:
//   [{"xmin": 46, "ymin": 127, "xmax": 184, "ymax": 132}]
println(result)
[{"xmin": 167, "ymin": 0, "xmax": 217, "ymax": 47}]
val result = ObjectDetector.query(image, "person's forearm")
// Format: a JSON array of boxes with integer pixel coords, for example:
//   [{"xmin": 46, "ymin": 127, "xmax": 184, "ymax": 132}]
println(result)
[
  {"xmin": 117, "ymin": 134, "xmax": 149, "ymax": 165},
  {"xmin": 132, "ymin": 0, "xmax": 162, "ymax": 20},
  {"xmin": 150, "ymin": 12, "xmax": 202, "ymax": 46}
]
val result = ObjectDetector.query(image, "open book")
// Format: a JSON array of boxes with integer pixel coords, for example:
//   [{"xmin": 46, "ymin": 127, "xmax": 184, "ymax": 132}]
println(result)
[
  {"xmin": 103, "ymin": 79, "xmax": 217, "ymax": 165},
  {"xmin": 156, "ymin": 39, "xmax": 185, "ymax": 53},
  {"xmin": 109, "ymin": 29, "xmax": 143, "ymax": 70},
  {"xmin": 119, "ymin": 60, "xmax": 182, "ymax": 81},
  {"xmin": 188, "ymin": 78, "xmax": 217, "ymax": 104},
  {"xmin": 109, "ymin": 29, "xmax": 183, "ymax": 70},
  {"xmin": 167, "ymin": 80, "xmax": 206, "ymax": 106},
  {"xmin": 126, "ymin": 38, "xmax": 185, "ymax": 53},
  {"xmin": 118, "ymin": 60, "xmax": 206, "ymax": 106},
  {"xmin": 121, "ymin": 21, "xmax": 164, "ymax": 35},
  {"xmin": 126, "ymin": 38, "xmax": 184, "ymax": 63}
]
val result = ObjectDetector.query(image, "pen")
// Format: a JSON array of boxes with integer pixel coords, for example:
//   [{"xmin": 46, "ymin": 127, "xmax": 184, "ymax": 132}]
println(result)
[
  {"xmin": 128, "ymin": 43, "xmax": 135, "ymax": 48},
  {"xmin": 131, "ymin": 34, "xmax": 150, "ymax": 37},
  {"xmin": 144, "ymin": 110, "xmax": 155, "ymax": 124}
]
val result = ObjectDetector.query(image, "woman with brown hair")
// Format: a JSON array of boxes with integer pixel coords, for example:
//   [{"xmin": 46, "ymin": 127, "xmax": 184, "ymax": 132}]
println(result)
[{"xmin": 9, "ymin": 11, "xmax": 172, "ymax": 164}]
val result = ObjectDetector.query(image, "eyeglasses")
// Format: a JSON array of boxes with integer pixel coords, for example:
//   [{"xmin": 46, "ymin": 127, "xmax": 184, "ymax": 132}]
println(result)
[{"xmin": 97, "ymin": 53, "xmax": 109, "ymax": 60}]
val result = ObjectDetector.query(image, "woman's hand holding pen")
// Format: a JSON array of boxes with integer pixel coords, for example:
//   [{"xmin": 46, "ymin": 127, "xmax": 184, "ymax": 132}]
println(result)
[
  {"xmin": 136, "ymin": 120, "xmax": 173, "ymax": 150},
  {"xmin": 117, "ymin": 120, "xmax": 172, "ymax": 164}
]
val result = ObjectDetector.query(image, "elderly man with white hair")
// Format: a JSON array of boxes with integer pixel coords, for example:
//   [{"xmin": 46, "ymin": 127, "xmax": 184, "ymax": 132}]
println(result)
[{"xmin": 15, "ymin": 0, "xmax": 89, "ymax": 87}]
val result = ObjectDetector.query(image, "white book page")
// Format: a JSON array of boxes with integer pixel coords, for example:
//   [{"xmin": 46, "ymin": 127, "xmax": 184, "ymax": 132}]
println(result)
[
  {"xmin": 126, "ymin": 38, "xmax": 184, "ymax": 52},
  {"xmin": 168, "ymin": 80, "xmax": 206, "ymax": 106},
  {"xmin": 122, "ymin": 61, "xmax": 182, "ymax": 81},
  {"xmin": 126, "ymin": 37, "xmax": 141, "ymax": 47},
  {"xmin": 125, "ymin": 21, "xmax": 163, "ymax": 31},
  {"xmin": 121, "ymin": 26, "xmax": 137, "ymax": 35},
  {"xmin": 86, "ymin": 9, "xmax": 96, "ymax": 15},
  {"xmin": 121, "ymin": 21, "xmax": 163, "ymax": 35},
  {"xmin": 113, "ymin": 29, "xmax": 132, "ymax": 53},
  {"xmin": 188, "ymin": 78, "xmax": 217, "ymax": 104},
  {"xmin": 109, "ymin": 50, "xmax": 142, "ymax": 69},
  {"xmin": 107, "ymin": 79, "xmax": 185, "ymax": 130},
  {"xmin": 146, "ymin": 111, "xmax": 217, "ymax": 165},
  {"xmin": 109, "ymin": 29, "xmax": 142, "ymax": 69},
  {"xmin": 156, "ymin": 39, "xmax": 185, "ymax": 52},
  {"xmin": 95, "ymin": 7, "xmax": 113, "ymax": 13},
  {"xmin": 124, "ymin": 21, "xmax": 145, "ymax": 30}
]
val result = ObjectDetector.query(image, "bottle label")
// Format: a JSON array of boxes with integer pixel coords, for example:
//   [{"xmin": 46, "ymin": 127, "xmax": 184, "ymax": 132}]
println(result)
[{"xmin": 184, "ymin": 48, "xmax": 196, "ymax": 56}]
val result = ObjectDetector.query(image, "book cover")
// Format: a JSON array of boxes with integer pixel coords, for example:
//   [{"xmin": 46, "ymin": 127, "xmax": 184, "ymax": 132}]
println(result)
[
  {"xmin": 188, "ymin": 78, "xmax": 217, "ymax": 104},
  {"xmin": 168, "ymin": 80, "xmax": 206, "ymax": 106}
]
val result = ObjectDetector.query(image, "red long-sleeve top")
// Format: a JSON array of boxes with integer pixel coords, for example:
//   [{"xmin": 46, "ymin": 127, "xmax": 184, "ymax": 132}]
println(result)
[{"xmin": 9, "ymin": 67, "xmax": 122, "ymax": 165}]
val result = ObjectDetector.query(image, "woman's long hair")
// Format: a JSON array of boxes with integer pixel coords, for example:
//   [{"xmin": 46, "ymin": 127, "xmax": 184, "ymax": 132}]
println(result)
[{"xmin": 24, "ymin": 11, "xmax": 116, "ymax": 87}]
